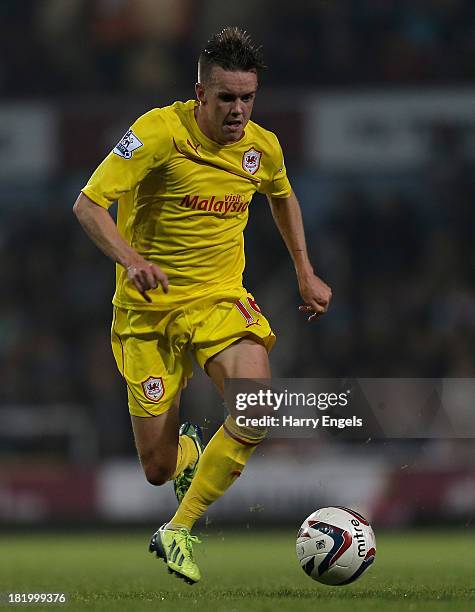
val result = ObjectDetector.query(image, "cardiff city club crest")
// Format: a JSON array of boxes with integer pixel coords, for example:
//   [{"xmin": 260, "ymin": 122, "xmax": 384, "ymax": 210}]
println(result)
[
  {"xmin": 141, "ymin": 376, "xmax": 165, "ymax": 403},
  {"xmin": 242, "ymin": 147, "xmax": 262, "ymax": 175}
]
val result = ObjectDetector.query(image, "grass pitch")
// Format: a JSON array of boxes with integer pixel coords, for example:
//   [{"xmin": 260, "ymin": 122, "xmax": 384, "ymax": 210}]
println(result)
[{"xmin": 0, "ymin": 529, "xmax": 473, "ymax": 611}]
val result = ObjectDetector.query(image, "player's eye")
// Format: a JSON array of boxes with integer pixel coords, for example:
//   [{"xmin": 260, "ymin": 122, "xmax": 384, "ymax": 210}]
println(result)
[{"xmin": 219, "ymin": 94, "xmax": 235, "ymax": 102}]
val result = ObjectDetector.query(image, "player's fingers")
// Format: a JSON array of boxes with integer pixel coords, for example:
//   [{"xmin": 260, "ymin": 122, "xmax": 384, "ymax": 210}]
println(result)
[
  {"xmin": 301, "ymin": 302, "xmax": 326, "ymax": 314},
  {"xmin": 303, "ymin": 301, "xmax": 327, "ymax": 322},
  {"xmin": 127, "ymin": 266, "xmax": 152, "ymax": 301},
  {"xmin": 145, "ymin": 263, "xmax": 160, "ymax": 290},
  {"xmin": 139, "ymin": 267, "xmax": 156, "ymax": 290},
  {"xmin": 127, "ymin": 266, "xmax": 145, "ymax": 289},
  {"xmin": 132, "ymin": 274, "xmax": 152, "ymax": 302},
  {"xmin": 130, "ymin": 273, "xmax": 144, "ymax": 292},
  {"xmin": 316, "ymin": 290, "xmax": 332, "ymax": 307},
  {"xmin": 299, "ymin": 295, "xmax": 331, "ymax": 312},
  {"xmin": 150, "ymin": 264, "xmax": 169, "ymax": 294},
  {"xmin": 133, "ymin": 277, "xmax": 148, "ymax": 298},
  {"xmin": 313, "ymin": 297, "xmax": 330, "ymax": 312},
  {"xmin": 139, "ymin": 289, "xmax": 152, "ymax": 303}
]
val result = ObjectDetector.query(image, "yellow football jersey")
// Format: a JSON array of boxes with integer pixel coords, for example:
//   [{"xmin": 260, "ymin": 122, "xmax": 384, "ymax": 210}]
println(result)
[{"xmin": 82, "ymin": 99, "xmax": 292, "ymax": 310}]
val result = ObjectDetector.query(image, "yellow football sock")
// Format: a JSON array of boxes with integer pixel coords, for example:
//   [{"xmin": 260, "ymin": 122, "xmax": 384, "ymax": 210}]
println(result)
[
  {"xmin": 169, "ymin": 417, "xmax": 265, "ymax": 530},
  {"xmin": 171, "ymin": 435, "xmax": 199, "ymax": 480}
]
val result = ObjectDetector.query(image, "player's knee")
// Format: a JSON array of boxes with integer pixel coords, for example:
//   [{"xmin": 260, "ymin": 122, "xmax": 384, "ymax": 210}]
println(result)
[
  {"xmin": 224, "ymin": 415, "xmax": 267, "ymax": 445},
  {"xmin": 142, "ymin": 459, "xmax": 174, "ymax": 486}
]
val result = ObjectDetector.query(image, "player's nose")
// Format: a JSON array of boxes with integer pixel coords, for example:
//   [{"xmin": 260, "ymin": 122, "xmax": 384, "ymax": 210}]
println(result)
[{"xmin": 230, "ymin": 100, "xmax": 244, "ymax": 116}]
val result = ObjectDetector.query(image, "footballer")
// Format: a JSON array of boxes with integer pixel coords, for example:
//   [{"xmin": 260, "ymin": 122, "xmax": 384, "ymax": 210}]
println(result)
[{"xmin": 73, "ymin": 27, "xmax": 331, "ymax": 584}]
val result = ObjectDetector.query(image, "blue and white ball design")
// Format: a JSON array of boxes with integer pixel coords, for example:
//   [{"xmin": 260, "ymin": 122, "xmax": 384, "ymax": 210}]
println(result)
[{"xmin": 296, "ymin": 506, "xmax": 376, "ymax": 586}]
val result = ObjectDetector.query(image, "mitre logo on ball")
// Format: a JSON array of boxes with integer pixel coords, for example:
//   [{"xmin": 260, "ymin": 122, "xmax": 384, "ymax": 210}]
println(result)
[
  {"xmin": 142, "ymin": 376, "xmax": 165, "ymax": 402},
  {"xmin": 242, "ymin": 147, "xmax": 262, "ymax": 174}
]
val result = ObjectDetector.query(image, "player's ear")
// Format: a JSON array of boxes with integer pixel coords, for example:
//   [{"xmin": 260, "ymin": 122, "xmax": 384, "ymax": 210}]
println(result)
[{"xmin": 195, "ymin": 82, "xmax": 207, "ymax": 105}]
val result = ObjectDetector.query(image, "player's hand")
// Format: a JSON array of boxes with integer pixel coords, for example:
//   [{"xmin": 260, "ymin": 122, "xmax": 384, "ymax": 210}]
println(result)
[
  {"xmin": 126, "ymin": 258, "xmax": 168, "ymax": 302},
  {"xmin": 298, "ymin": 273, "xmax": 332, "ymax": 322}
]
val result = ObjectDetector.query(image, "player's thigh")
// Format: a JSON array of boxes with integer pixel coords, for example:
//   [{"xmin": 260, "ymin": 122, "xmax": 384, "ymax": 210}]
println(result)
[
  {"xmin": 206, "ymin": 337, "xmax": 271, "ymax": 395},
  {"xmin": 193, "ymin": 293, "xmax": 274, "ymax": 395}
]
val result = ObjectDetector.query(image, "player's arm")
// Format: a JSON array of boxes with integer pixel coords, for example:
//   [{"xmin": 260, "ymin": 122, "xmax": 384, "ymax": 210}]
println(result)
[
  {"xmin": 267, "ymin": 190, "xmax": 331, "ymax": 321},
  {"xmin": 73, "ymin": 192, "xmax": 168, "ymax": 301},
  {"xmin": 73, "ymin": 110, "xmax": 171, "ymax": 301}
]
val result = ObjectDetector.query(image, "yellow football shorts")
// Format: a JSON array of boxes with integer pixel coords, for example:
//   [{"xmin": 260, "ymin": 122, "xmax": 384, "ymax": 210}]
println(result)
[{"xmin": 111, "ymin": 292, "xmax": 276, "ymax": 417}]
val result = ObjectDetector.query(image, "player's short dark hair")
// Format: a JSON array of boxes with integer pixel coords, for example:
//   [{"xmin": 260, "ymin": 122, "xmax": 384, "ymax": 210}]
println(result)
[{"xmin": 198, "ymin": 27, "xmax": 266, "ymax": 83}]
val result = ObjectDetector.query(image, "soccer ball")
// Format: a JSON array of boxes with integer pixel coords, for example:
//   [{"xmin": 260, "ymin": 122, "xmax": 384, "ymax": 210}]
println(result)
[{"xmin": 296, "ymin": 506, "xmax": 376, "ymax": 586}]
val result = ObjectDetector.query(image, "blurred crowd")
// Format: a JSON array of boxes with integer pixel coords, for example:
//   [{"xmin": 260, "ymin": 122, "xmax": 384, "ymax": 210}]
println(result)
[
  {"xmin": 2, "ymin": 0, "xmax": 475, "ymax": 95},
  {"xmin": 249, "ymin": 123, "xmax": 475, "ymax": 382},
  {"xmin": 1, "ymin": 121, "xmax": 474, "ymax": 457}
]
